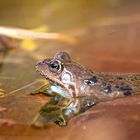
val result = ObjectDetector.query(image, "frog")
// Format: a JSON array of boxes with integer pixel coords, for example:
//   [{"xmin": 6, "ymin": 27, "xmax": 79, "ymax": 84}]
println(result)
[{"xmin": 32, "ymin": 52, "xmax": 140, "ymax": 127}]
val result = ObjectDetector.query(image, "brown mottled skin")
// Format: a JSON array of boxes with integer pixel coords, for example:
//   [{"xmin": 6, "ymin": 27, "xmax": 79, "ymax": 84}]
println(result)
[{"xmin": 34, "ymin": 52, "xmax": 140, "ymax": 126}]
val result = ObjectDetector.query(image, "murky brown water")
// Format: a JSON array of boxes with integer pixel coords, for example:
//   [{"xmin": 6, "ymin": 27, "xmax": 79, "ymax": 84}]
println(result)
[{"xmin": 0, "ymin": 1, "xmax": 140, "ymax": 140}]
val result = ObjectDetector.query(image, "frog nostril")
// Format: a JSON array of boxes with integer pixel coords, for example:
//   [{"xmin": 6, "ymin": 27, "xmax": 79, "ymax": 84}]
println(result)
[
  {"xmin": 36, "ymin": 61, "xmax": 44, "ymax": 71},
  {"xmin": 36, "ymin": 61, "xmax": 43, "ymax": 66}
]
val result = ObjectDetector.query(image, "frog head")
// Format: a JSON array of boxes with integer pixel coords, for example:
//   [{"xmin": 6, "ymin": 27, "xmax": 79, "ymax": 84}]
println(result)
[{"xmin": 36, "ymin": 52, "xmax": 93, "ymax": 98}]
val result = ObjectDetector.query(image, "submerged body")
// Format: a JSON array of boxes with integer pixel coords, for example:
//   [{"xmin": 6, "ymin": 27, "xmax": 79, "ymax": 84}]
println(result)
[{"xmin": 34, "ymin": 52, "xmax": 140, "ymax": 126}]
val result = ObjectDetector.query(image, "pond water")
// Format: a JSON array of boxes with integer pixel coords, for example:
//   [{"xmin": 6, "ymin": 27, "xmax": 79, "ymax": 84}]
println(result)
[{"xmin": 0, "ymin": 1, "xmax": 140, "ymax": 140}]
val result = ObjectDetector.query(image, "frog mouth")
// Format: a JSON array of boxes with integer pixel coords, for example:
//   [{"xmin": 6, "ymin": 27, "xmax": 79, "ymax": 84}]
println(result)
[{"xmin": 37, "ymin": 70, "xmax": 72, "ymax": 99}]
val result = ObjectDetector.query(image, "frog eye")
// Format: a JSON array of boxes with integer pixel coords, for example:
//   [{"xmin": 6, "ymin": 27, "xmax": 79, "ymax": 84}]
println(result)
[{"xmin": 50, "ymin": 60, "xmax": 62, "ymax": 72}]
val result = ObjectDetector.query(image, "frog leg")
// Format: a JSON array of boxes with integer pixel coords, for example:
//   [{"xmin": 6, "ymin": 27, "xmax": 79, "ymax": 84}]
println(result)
[
  {"xmin": 31, "ymin": 84, "xmax": 56, "ymax": 96},
  {"xmin": 31, "ymin": 82, "xmax": 71, "ymax": 98}
]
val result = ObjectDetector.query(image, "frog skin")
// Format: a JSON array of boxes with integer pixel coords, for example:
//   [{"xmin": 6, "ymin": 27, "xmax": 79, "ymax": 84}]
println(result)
[{"xmin": 34, "ymin": 52, "xmax": 140, "ymax": 126}]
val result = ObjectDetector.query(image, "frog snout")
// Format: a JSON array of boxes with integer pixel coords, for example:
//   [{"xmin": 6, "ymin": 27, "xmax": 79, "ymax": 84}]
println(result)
[
  {"xmin": 35, "ymin": 61, "xmax": 44, "ymax": 71},
  {"xmin": 36, "ymin": 61, "xmax": 43, "ymax": 66}
]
